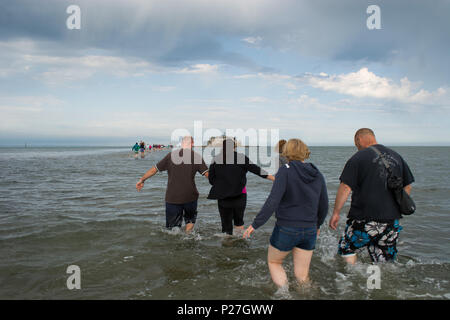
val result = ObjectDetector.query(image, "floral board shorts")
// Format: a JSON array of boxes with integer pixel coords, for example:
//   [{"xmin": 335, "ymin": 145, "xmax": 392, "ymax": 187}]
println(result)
[{"xmin": 338, "ymin": 219, "xmax": 403, "ymax": 262}]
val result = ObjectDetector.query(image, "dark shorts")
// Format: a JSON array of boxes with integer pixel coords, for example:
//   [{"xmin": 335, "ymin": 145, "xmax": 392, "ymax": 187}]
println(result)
[
  {"xmin": 165, "ymin": 201, "xmax": 198, "ymax": 229},
  {"xmin": 270, "ymin": 224, "xmax": 317, "ymax": 251},
  {"xmin": 218, "ymin": 194, "xmax": 246, "ymax": 235},
  {"xmin": 338, "ymin": 219, "xmax": 402, "ymax": 262}
]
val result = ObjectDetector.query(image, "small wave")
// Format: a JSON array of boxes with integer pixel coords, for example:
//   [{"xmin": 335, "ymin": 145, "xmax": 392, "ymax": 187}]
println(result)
[{"xmin": 272, "ymin": 285, "xmax": 292, "ymax": 300}]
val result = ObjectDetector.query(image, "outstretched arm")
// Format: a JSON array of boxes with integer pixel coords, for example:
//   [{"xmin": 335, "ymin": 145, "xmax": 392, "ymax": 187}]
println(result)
[
  {"xmin": 136, "ymin": 166, "xmax": 158, "ymax": 191},
  {"xmin": 329, "ymin": 182, "xmax": 351, "ymax": 230},
  {"xmin": 244, "ymin": 169, "xmax": 287, "ymax": 239},
  {"xmin": 243, "ymin": 156, "xmax": 273, "ymax": 181}
]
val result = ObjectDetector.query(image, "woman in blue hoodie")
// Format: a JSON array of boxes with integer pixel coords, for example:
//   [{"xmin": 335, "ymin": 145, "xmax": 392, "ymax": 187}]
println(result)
[{"xmin": 243, "ymin": 139, "xmax": 329, "ymax": 288}]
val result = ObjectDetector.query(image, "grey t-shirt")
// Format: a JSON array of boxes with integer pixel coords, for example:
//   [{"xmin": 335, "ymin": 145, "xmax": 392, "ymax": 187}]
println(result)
[{"xmin": 156, "ymin": 148, "xmax": 208, "ymax": 204}]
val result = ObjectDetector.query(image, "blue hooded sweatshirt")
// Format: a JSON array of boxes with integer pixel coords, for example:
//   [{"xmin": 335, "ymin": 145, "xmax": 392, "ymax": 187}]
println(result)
[{"xmin": 251, "ymin": 160, "xmax": 329, "ymax": 230}]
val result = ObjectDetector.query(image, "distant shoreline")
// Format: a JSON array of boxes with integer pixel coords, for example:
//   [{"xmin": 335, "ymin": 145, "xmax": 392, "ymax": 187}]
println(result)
[{"xmin": 1, "ymin": 145, "xmax": 449, "ymax": 148}]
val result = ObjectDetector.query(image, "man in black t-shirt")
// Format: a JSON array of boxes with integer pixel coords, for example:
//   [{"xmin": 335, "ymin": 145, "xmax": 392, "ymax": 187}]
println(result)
[{"xmin": 329, "ymin": 128, "xmax": 414, "ymax": 263}]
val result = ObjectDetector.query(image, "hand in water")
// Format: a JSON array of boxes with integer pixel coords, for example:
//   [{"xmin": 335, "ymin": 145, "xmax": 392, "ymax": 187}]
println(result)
[
  {"xmin": 136, "ymin": 180, "xmax": 144, "ymax": 192},
  {"xmin": 329, "ymin": 214, "xmax": 340, "ymax": 230},
  {"xmin": 243, "ymin": 225, "xmax": 254, "ymax": 239}
]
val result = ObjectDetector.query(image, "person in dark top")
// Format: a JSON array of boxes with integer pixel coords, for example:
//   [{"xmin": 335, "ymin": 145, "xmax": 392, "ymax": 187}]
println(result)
[
  {"xmin": 329, "ymin": 128, "xmax": 415, "ymax": 264},
  {"xmin": 243, "ymin": 139, "xmax": 329, "ymax": 288},
  {"xmin": 139, "ymin": 141, "xmax": 146, "ymax": 158},
  {"xmin": 132, "ymin": 142, "xmax": 139, "ymax": 159},
  {"xmin": 207, "ymin": 138, "xmax": 275, "ymax": 235},
  {"xmin": 136, "ymin": 136, "xmax": 209, "ymax": 233}
]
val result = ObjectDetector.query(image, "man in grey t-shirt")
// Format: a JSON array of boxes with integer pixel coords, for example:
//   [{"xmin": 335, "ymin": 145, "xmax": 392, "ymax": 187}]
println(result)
[{"xmin": 136, "ymin": 136, "xmax": 209, "ymax": 233}]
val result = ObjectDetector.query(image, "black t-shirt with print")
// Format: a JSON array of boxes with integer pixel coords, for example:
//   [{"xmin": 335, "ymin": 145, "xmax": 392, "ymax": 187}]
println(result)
[{"xmin": 340, "ymin": 144, "xmax": 415, "ymax": 222}]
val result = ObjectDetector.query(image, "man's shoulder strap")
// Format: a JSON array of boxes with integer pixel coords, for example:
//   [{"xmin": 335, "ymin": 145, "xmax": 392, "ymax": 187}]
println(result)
[{"xmin": 369, "ymin": 145, "xmax": 391, "ymax": 170}]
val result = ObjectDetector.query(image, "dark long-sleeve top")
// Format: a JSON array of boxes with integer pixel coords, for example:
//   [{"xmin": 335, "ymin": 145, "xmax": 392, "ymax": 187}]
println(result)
[
  {"xmin": 251, "ymin": 160, "xmax": 329, "ymax": 230},
  {"xmin": 207, "ymin": 151, "xmax": 268, "ymax": 200}
]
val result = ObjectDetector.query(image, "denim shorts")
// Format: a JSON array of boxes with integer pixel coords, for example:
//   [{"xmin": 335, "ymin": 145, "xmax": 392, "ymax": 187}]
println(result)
[{"xmin": 270, "ymin": 224, "xmax": 317, "ymax": 251}]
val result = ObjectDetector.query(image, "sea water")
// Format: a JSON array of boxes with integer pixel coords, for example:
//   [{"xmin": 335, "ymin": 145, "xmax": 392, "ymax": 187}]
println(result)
[{"xmin": 0, "ymin": 146, "xmax": 448, "ymax": 299}]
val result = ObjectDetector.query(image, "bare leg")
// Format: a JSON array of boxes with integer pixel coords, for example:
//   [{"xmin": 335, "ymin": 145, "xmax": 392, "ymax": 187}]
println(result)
[
  {"xmin": 267, "ymin": 245, "xmax": 290, "ymax": 288},
  {"xmin": 342, "ymin": 254, "xmax": 357, "ymax": 265},
  {"xmin": 185, "ymin": 223, "xmax": 194, "ymax": 233},
  {"xmin": 233, "ymin": 225, "xmax": 244, "ymax": 235},
  {"xmin": 292, "ymin": 247, "xmax": 313, "ymax": 284}
]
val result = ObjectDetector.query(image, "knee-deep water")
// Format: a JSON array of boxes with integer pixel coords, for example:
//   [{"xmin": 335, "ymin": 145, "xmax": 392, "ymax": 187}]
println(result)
[{"xmin": 0, "ymin": 146, "xmax": 449, "ymax": 299}]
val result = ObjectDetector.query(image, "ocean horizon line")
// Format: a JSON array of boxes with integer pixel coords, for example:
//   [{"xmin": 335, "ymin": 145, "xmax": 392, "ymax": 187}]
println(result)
[{"xmin": 0, "ymin": 144, "xmax": 449, "ymax": 148}]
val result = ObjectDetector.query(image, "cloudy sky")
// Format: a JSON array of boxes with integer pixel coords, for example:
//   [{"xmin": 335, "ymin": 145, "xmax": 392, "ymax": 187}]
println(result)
[{"xmin": 0, "ymin": 0, "xmax": 449, "ymax": 146}]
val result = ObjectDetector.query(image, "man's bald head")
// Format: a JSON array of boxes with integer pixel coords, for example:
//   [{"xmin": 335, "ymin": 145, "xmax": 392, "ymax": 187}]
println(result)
[
  {"xmin": 181, "ymin": 136, "xmax": 194, "ymax": 149},
  {"xmin": 354, "ymin": 128, "xmax": 377, "ymax": 150}
]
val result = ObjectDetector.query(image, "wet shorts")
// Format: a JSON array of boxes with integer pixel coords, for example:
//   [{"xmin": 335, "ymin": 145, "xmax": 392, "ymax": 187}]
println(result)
[
  {"xmin": 270, "ymin": 224, "xmax": 317, "ymax": 251},
  {"xmin": 338, "ymin": 219, "xmax": 402, "ymax": 262},
  {"xmin": 165, "ymin": 201, "xmax": 198, "ymax": 229}
]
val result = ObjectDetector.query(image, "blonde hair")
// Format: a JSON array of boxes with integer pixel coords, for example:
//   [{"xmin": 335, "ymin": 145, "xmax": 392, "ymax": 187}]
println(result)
[
  {"xmin": 275, "ymin": 139, "xmax": 287, "ymax": 153},
  {"xmin": 282, "ymin": 139, "xmax": 310, "ymax": 161}
]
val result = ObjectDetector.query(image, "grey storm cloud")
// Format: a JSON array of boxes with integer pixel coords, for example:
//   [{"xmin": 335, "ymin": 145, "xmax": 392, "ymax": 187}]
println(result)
[{"xmin": 0, "ymin": 0, "xmax": 449, "ymax": 80}]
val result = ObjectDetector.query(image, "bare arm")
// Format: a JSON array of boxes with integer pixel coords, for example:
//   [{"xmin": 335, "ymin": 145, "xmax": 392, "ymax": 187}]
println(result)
[
  {"xmin": 404, "ymin": 184, "xmax": 412, "ymax": 195},
  {"xmin": 329, "ymin": 182, "xmax": 352, "ymax": 230},
  {"xmin": 136, "ymin": 166, "xmax": 158, "ymax": 192}
]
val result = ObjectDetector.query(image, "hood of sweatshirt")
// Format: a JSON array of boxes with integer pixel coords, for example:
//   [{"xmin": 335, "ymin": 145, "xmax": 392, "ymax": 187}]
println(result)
[{"xmin": 288, "ymin": 160, "xmax": 319, "ymax": 183}]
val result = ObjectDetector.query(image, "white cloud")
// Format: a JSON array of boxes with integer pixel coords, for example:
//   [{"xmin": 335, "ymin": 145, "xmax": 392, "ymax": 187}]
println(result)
[
  {"xmin": 175, "ymin": 64, "xmax": 219, "ymax": 74},
  {"xmin": 0, "ymin": 40, "xmax": 160, "ymax": 84},
  {"xmin": 241, "ymin": 36, "xmax": 263, "ymax": 46},
  {"xmin": 305, "ymin": 68, "xmax": 448, "ymax": 105},
  {"xmin": 23, "ymin": 54, "xmax": 152, "ymax": 84}
]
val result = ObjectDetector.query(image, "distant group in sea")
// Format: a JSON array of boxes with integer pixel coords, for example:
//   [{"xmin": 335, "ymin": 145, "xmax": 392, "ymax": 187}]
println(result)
[
  {"xmin": 131, "ymin": 141, "xmax": 173, "ymax": 159},
  {"xmin": 135, "ymin": 129, "xmax": 415, "ymax": 290}
]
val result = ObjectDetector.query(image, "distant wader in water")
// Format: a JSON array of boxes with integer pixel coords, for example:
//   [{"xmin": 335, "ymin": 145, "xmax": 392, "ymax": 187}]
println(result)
[
  {"xmin": 139, "ymin": 141, "xmax": 145, "ymax": 159},
  {"xmin": 132, "ymin": 142, "xmax": 140, "ymax": 159}
]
